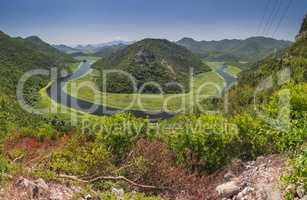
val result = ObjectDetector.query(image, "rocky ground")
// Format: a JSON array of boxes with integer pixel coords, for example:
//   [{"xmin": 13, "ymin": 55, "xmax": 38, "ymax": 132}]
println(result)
[
  {"xmin": 0, "ymin": 154, "xmax": 305, "ymax": 200},
  {"xmin": 215, "ymin": 155, "xmax": 286, "ymax": 200},
  {"xmin": 0, "ymin": 177, "xmax": 81, "ymax": 200}
]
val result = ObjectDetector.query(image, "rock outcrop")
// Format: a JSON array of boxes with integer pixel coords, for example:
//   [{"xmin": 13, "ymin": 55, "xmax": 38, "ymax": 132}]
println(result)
[
  {"xmin": 0, "ymin": 177, "xmax": 81, "ymax": 200},
  {"xmin": 215, "ymin": 155, "xmax": 286, "ymax": 200},
  {"xmin": 296, "ymin": 14, "xmax": 307, "ymax": 41}
]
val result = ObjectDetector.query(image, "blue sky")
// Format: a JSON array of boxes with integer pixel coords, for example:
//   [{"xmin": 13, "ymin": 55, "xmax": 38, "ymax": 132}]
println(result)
[{"xmin": 0, "ymin": 0, "xmax": 306, "ymax": 45}]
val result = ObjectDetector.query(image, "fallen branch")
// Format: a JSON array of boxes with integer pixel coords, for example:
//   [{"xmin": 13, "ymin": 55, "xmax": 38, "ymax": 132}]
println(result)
[
  {"xmin": 13, "ymin": 155, "xmax": 24, "ymax": 162},
  {"xmin": 58, "ymin": 174, "xmax": 171, "ymax": 190}
]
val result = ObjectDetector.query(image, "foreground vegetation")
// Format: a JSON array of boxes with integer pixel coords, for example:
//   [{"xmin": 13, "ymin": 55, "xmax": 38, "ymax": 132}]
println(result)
[
  {"xmin": 1, "ymin": 81, "xmax": 305, "ymax": 199},
  {"xmin": 0, "ymin": 17, "xmax": 306, "ymax": 199}
]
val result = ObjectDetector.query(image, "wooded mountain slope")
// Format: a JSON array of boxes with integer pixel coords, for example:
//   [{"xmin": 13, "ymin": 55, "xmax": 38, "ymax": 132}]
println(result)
[
  {"xmin": 93, "ymin": 38, "xmax": 210, "ymax": 93},
  {"xmin": 177, "ymin": 36, "xmax": 292, "ymax": 65}
]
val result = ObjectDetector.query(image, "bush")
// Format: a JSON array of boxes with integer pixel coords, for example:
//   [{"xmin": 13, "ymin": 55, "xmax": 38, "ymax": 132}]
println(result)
[
  {"xmin": 98, "ymin": 192, "xmax": 162, "ymax": 200},
  {"xmin": 0, "ymin": 155, "xmax": 15, "ymax": 181},
  {"xmin": 231, "ymin": 113, "xmax": 276, "ymax": 159},
  {"xmin": 49, "ymin": 135, "xmax": 114, "ymax": 176},
  {"xmin": 83, "ymin": 113, "xmax": 149, "ymax": 157},
  {"xmin": 19, "ymin": 124, "xmax": 56, "ymax": 141},
  {"xmin": 164, "ymin": 114, "xmax": 240, "ymax": 172},
  {"xmin": 282, "ymin": 147, "xmax": 307, "ymax": 186}
]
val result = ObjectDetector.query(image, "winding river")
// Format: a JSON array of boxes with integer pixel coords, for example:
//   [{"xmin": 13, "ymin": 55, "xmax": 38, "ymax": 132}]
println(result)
[
  {"xmin": 47, "ymin": 61, "xmax": 176, "ymax": 121},
  {"xmin": 47, "ymin": 61, "xmax": 237, "ymax": 121},
  {"xmin": 216, "ymin": 64, "xmax": 238, "ymax": 88}
]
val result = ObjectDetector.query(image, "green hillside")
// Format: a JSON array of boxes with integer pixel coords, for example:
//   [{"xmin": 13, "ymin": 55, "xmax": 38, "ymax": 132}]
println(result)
[
  {"xmin": 25, "ymin": 36, "xmax": 74, "ymax": 64},
  {"xmin": 52, "ymin": 44, "xmax": 81, "ymax": 54},
  {"xmin": 298, "ymin": 14, "xmax": 307, "ymax": 35},
  {"xmin": 177, "ymin": 37, "xmax": 292, "ymax": 66},
  {"xmin": 0, "ymin": 31, "xmax": 75, "ymax": 132},
  {"xmin": 94, "ymin": 44, "xmax": 127, "ymax": 58},
  {"xmin": 93, "ymin": 38, "xmax": 210, "ymax": 94},
  {"xmin": 228, "ymin": 27, "xmax": 307, "ymax": 113},
  {"xmin": 0, "ymin": 32, "xmax": 74, "ymax": 96}
]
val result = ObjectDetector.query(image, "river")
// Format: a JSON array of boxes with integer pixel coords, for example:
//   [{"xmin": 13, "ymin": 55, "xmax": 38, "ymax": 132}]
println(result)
[
  {"xmin": 47, "ymin": 61, "xmax": 175, "ymax": 121},
  {"xmin": 47, "ymin": 61, "xmax": 237, "ymax": 121}
]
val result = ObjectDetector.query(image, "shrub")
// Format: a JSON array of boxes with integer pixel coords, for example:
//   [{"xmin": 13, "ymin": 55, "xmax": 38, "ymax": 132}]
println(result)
[
  {"xmin": 98, "ymin": 192, "xmax": 162, "ymax": 200},
  {"xmin": 164, "ymin": 114, "xmax": 240, "ymax": 172},
  {"xmin": 0, "ymin": 155, "xmax": 15, "ymax": 181},
  {"xmin": 84, "ymin": 113, "xmax": 150, "ymax": 157},
  {"xmin": 282, "ymin": 146, "xmax": 307, "ymax": 186},
  {"xmin": 19, "ymin": 124, "xmax": 56, "ymax": 141},
  {"xmin": 231, "ymin": 113, "xmax": 276, "ymax": 159},
  {"xmin": 49, "ymin": 135, "xmax": 114, "ymax": 176}
]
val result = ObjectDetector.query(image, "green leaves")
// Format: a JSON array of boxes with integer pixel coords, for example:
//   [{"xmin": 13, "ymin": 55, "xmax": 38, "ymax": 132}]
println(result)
[{"xmin": 165, "ymin": 114, "xmax": 240, "ymax": 172}]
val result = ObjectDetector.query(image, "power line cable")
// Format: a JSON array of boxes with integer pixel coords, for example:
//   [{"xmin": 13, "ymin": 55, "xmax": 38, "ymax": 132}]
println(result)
[
  {"xmin": 262, "ymin": 0, "xmax": 279, "ymax": 35},
  {"xmin": 265, "ymin": 0, "xmax": 283, "ymax": 36},
  {"xmin": 256, "ymin": 0, "xmax": 272, "ymax": 35},
  {"xmin": 272, "ymin": 0, "xmax": 294, "ymax": 38}
]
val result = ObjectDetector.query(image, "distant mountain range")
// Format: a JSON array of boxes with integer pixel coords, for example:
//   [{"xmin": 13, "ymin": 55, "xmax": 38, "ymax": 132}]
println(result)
[
  {"xmin": 93, "ymin": 44, "xmax": 127, "ymax": 58},
  {"xmin": 51, "ymin": 44, "xmax": 80, "ymax": 54},
  {"xmin": 53, "ymin": 36, "xmax": 292, "ymax": 68},
  {"xmin": 53, "ymin": 40, "xmax": 132, "ymax": 54},
  {"xmin": 176, "ymin": 36, "xmax": 292, "ymax": 64}
]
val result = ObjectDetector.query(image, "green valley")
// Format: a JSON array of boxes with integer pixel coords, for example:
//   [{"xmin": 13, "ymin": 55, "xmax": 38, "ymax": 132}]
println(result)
[
  {"xmin": 0, "ymin": 4, "xmax": 305, "ymax": 200},
  {"xmin": 63, "ymin": 69, "xmax": 225, "ymax": 112}
]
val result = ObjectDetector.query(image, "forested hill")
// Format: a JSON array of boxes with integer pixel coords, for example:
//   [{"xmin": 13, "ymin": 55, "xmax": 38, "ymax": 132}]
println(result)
[
  {"xmin": 93, "ymin": 44, "xmax": 127, "ymax": 58},
  {"xmin": 228, "ymin": 21, "xmax": 307, "ymax": 113},
  {"xmin": 25, "ymin": 36, "xmax": 75, "ymax": 64},
  {"xmin": 177, "ymin": 36, "xmax": 292, "ymax": 65},
  {"xmin": 93, "ymin": 38, "xmax": 210, "ymax": 94},
  {"xmin": 0, "ymin": 31, "xmax": 74, "ymax": 97},
  {"xmin": 297, "ymin": 14, "xmax": 307, "ymax": 40},
  {"xmin": 52, "ymin": 44, "xmax": 81, "ymax": 54}
]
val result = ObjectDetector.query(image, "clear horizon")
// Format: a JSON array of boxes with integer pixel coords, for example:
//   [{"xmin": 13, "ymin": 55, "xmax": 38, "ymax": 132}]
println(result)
[{"xmin": 0, "ymin": 0, "xmax": 306, "ymax": 45}]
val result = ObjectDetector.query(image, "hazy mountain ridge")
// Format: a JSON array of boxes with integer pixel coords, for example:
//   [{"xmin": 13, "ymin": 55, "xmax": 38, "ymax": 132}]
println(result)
[
  {"xmin": 93, "ymin": 43, "xmax": 127, "ymax": 58},
  {"xmin": 53, "ymin": 40, "xmax": 132, "ymax": 54},
  {"xmin": 52, "ymin": 44, "xmax": 81, "ymax": 54},
  {"xmin": 177, "ymin": 36, "xmax": 292, "ymax": 64}
]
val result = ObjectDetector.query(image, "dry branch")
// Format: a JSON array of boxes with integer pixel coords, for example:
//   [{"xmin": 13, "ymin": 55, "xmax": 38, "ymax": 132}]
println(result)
[{"xmin": 58, "ymin": 174, "xmax": 171, "ymax": 190}]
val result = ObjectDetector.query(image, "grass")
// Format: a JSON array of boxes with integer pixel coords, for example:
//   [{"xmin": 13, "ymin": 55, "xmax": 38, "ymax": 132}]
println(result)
[
  {"xmin": 204, "ymin": 61, "xmax": 225, "ymax": 70},
  {"xmin": 66, "ymin": 63, "xmax": 80, "ymax": 74},
  {"xmin": 35, "ymin": 81, "xmax": 93, "ymax": 118},
  {"xmin": 224, "ymin": 66, "xmax": 241, "ymax": 77},
  {"xmin": 64, "ymin": 70, "xmax": 225, "ymax": 112}
]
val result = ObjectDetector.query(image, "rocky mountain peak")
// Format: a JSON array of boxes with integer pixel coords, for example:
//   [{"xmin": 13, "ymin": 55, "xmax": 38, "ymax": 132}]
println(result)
[
  {"xmin": 296, "ymin": 14, "xmax": 307, "ymax": 41},
  {"xmin": 0, "ymin": 30, "xmax": 9, "ymax": 40}
]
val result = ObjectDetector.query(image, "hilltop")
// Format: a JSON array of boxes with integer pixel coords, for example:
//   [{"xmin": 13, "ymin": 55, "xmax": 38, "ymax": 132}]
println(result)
[
  {"xmin": 52, "ymin": 44, "xmax": 81, "ymax": 54},
  {"xmin": 177, "ymin": 36, "xmax": 292, "ymax": 66},
  {"xmin": 0, "ymin": 31, "xmax": 74, "ymax": 97},
  {"xmin": 93, "ymin": 38, "xmax": 210, "ymax": 93},
  {"xmin": 25, "ymin": 36, "xmax": 74, "ymax": 64},
  {"xmin": 296, "ymin": 14, "xmax": 307, "ymax": 40},
  {"xmin": 93, "ymin": 43, "xmax": 127, "ymax": 58}
]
